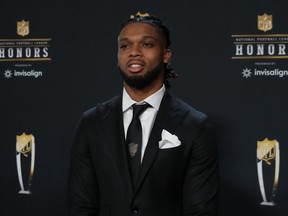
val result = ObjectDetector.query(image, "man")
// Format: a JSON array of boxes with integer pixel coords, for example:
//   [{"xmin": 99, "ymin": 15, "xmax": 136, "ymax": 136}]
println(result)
[{"xmin": 68, "ymin": 13, "xmax": 218, "ymax": 216}]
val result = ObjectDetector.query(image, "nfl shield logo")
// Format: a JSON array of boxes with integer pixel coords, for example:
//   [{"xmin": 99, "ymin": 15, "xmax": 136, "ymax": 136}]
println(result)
[
  {"xmin": 17, "ymin": 20, "xmax": 30, "ymax": 37},
  {"xmin": 257, "ymin": 138, "xmax": 276, "ymax": 165},
  {"xmin": 16, "ymin": 133, "xmax": 33, "ymax": 157},
  {"xmin": 258, "ymin": 14, "xmax": 272, "ymax": 32}
]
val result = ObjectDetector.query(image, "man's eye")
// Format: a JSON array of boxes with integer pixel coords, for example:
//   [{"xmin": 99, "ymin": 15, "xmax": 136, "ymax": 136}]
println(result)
[
  {"xmin": 120, "ymin": 44, "xmax": 130, "ymax": 49},
  {"xmin": 143, "ymin": 43, "xmax": 153, "ymax": 47}
]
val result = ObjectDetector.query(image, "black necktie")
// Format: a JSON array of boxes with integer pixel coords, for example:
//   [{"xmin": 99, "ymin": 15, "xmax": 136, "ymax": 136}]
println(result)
[{"xmin": 126, "ymin": 103, "xmax": 149, "ymax": 187}]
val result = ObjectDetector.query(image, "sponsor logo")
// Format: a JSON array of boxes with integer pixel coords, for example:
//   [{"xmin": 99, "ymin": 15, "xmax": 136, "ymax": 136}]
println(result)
[
  {"xmin": 231, "ymin": 13, "xmax": 288, "ymax": 78},
  {"xmin": 1, "ymin": 20, "xmax": 52, "ymax": 80},
  {"xmin": 4, "ymin": 69, "xmax": 12, "ymax": 78},
  {"xmin": 242, "ymin": 67, "xmax": 288, "ymax": 78},
  {"xmin": 3, "ymin": 68, "xmax": 43, "ymax": 79}
]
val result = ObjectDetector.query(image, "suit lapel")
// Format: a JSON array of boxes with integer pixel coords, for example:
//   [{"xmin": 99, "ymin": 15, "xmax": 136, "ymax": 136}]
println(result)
[
  {"xmin": 134, "ymin": 92, "xmax": 188, "ymax": 195},
  {"xmin": 100, "ymin": 96, "xmax": 134, "ymax": 196}
]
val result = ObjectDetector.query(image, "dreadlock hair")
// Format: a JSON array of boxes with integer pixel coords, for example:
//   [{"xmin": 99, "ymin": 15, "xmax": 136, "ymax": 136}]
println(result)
[{"xmin": 120, "ymin": 13, "xmax": 178, "ymax": 89}]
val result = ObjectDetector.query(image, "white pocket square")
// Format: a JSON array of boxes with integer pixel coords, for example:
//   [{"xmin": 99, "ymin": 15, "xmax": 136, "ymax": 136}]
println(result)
[{"xmin": 159, "ymin": 129, "xmax": 181, "ymax": 149}]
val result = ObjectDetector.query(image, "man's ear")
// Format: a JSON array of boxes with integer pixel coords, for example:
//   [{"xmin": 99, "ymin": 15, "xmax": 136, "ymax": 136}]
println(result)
[{"xmin": 163, "ymin": 48, "xmax": 171, "ymax": 64}]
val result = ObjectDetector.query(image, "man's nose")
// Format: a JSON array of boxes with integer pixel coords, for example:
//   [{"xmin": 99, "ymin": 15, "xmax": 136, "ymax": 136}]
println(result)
[{"xmin": 129, "ymin": 45, "xmax": 142, "ymax": 57}]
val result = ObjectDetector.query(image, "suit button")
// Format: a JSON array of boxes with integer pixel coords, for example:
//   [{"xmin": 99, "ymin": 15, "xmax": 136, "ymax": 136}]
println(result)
[{"xmin": 131, "ymin": 208, "xmax": 138, "ymax": 214}]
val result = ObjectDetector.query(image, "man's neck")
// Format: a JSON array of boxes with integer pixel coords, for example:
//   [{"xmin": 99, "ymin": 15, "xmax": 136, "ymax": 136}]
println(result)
[{"xmin": 124, "ymin": 81, "xmax": 163, "ymax": 102}]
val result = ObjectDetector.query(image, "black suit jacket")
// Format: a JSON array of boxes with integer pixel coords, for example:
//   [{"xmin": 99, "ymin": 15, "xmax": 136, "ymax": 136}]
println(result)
[{"xmin": 68, "ymin": 91, "xmax": 218, "ymax": 216}]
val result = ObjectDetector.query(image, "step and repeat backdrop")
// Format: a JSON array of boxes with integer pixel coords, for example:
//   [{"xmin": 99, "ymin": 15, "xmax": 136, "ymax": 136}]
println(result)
[{"xmin": 1, "ymin": 0, "xmax": 287, "ymax": 215}]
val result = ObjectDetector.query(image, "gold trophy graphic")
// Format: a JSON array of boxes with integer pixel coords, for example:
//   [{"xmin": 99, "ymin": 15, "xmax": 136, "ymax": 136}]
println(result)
[
  {"xmin": 257, "ymin": 138, "xmax": 280, "ymax": 206},
  {"xmin": 16, "ymin": 133, "xmax": 35, "ymax": 194}
]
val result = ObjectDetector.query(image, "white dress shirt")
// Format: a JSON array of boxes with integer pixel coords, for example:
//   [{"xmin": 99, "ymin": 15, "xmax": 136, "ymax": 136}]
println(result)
[{"xmin": 122, "ymin": 85, "xmax": 165, "ymax": 162}]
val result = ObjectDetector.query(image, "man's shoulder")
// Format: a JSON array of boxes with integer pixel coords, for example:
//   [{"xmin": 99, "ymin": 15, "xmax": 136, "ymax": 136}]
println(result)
[
  {"xmin": 169, "ymin": 94, "xmax": 208, "ymax": 124},
  {"xmin": 170, "ymin": 94, "xmax": 207, "ymax": 116},
  {"xmin": 83, "ymin": 95, "xmax": 121, "ymax": 119}
]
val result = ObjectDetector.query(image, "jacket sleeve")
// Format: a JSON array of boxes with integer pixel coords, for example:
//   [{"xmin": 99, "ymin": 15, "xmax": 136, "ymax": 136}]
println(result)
[
  {"xmin": 183, "ymin": 117, "xmax": 219, "ymax": 216},
  {"xmin": 68, "ymin": 115, "xmax": 99, "ymax": 216}
]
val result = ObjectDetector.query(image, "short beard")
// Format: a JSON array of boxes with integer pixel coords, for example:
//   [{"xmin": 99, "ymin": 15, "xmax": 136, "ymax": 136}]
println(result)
[{"xmin": 119, "ymin": 64, "xmax": 163, "ymax": 90}]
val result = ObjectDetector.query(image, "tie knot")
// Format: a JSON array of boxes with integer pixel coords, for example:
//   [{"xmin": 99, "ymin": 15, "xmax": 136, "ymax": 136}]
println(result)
[{"xmin": 132, "ymin": 103, "xmax": 150, "ymax": 118}]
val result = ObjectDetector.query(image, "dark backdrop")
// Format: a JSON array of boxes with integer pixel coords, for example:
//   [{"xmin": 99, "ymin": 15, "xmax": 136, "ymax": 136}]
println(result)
[{"xmin": 1, "ymin": 0, "xmax": 287, "ymax": 215}]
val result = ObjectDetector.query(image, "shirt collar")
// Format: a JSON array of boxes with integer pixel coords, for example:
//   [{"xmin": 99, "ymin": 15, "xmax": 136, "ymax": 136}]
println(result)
[{"xmin": 122, "ymin": 85, "xmax": 166, "ymax": 112}]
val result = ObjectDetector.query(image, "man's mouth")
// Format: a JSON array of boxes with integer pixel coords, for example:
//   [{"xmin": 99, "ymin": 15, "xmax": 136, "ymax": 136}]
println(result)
[{"xmin": 127, "ymin": 61, "xmax": 145, "ymax": 73}]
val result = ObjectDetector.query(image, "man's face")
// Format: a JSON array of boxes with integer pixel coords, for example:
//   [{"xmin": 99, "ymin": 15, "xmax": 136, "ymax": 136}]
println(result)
[{"xmin": 117, "ymin": 22, "xmax": 171, "ymax": 89}]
